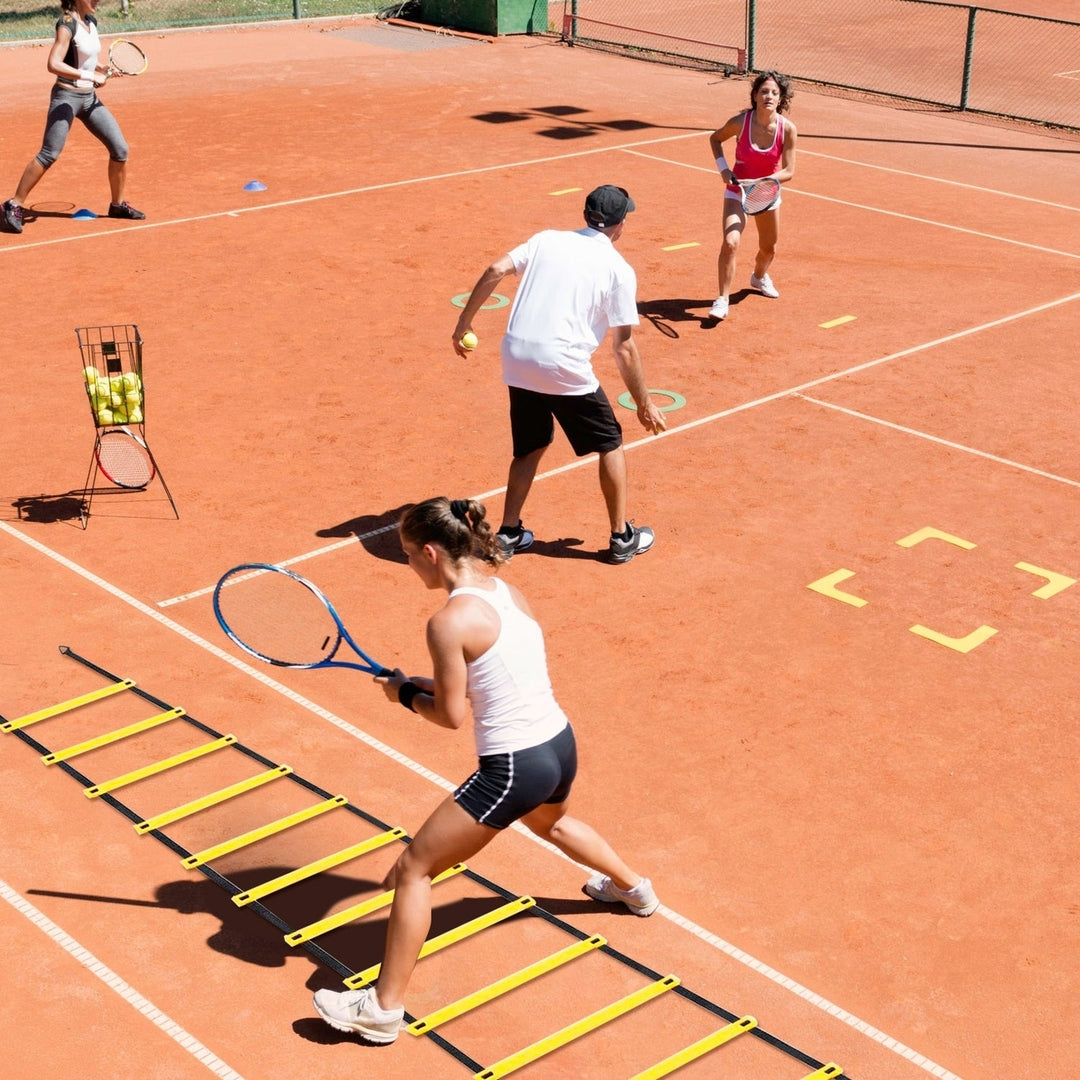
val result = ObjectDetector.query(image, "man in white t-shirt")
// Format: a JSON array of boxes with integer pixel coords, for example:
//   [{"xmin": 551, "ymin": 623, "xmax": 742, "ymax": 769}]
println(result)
[{"xmin": 453, "ymin": 185, "xmax": 666, "ymax": 564}]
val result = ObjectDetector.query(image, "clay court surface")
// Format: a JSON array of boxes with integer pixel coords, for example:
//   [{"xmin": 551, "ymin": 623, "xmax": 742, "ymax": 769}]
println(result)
[{"xmin": 1, "ymin": 16, "xmax": 1078, "ymax": 1080}]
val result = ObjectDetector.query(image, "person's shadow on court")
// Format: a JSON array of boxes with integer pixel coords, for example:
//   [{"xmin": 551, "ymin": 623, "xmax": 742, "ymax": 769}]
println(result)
[
  {"xmin": 638, "ymin": 294, "xmax": 750, "ymax": 330},
  {"xmin": 316, "ymin": 505, "xmax": 413, "ymax": 564}
]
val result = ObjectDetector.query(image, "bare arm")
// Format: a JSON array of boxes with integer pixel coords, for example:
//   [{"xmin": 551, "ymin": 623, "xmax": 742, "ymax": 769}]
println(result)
[
  {"xmin": 47, "ymin": 23, "xmax": 104, "ymax": 85},
  {"xmin": 452, "ymin": 253, "xmax": 515, "ymax": 357},
  {"xmin": 612, "ymin": 325, "xmax": 665, "ymax": 435},
  {"xmin": 708, "ymin": 114, "xmax": 743, "ymax": 185},
  {"xmin": 775, "ymin": 118, "xmax": 798, "ymax": 184}
]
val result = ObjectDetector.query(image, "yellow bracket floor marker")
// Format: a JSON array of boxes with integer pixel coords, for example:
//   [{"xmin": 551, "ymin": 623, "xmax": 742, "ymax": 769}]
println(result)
[
  {"xmin": 909, "ymin": 623, "xmax": 998, "ymax": 653},
  {"xmin": 408, "ymin": 935, "xmax": 607, "ymax": 1035},
  {"xmin": 801, "ymin": 1065, "xmax": 843, "ymax": 1078},
  {"xmin": 288, "ymin": 863, "xmax": 467, "ymax": 947},
  {"xmin": 134, "ymin": 764, "xmax": 292, "ymax": 834},
  {"xmin": 183, "ymin": 795, "xmax": 349, "ymax": 869},
  {"xmin": 43, "ymin": 707, "xmax": 185, "ymax": 765},
  {"xmin": 2, "ymin": 678, "xmax": 135, "ymax": 733},
  {"xmin": 346, "ymin": 895, "xmax": 536, "ymax": 989},
  {"xmin": 86, "ymin": 735, "xmax": 237, "ymax": 797},
  {"xmin": 806, "ymin": 569, "xmax": 868, "ymax": 607},
  {"xmin": 1016, "ymin": 562, "xmax": 1076, "ymax": 599},
  {"xmin": 475, "ymin": 974, "xmax": 680, "ymax": 1080},
  {"xmin": 819, "ymin": 315, "xmax": 856, "ymax": 328},
  {"xmin": 629, "ymin": 1015, "xmax": 757, "ymax": 1079},
  {"xmin": 896, "ymin": 527, "xmax": 975, "ymax": 550},
  {"xmin": 232, "ymin": 827, "xmax": 406, "ymax": 907}
]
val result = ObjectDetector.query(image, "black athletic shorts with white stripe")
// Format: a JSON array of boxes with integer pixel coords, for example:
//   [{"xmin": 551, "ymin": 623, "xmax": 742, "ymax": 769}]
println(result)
[{"xmin": 454, "ymin": 723, "xmax": 578, "ymax": 830}]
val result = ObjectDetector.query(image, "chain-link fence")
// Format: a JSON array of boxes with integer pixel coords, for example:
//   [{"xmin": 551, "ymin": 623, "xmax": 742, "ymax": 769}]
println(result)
[{"xmin": 559, "ymin": 0, "xmax": 1079, "ymax": 130}]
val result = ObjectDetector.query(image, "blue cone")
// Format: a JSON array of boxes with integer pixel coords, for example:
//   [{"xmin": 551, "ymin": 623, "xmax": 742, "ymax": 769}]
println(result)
[
  {"xmin": 243, "ymin": 180, "xmax": 267, "ymax": 191},
  {"xmin": 72, "ymin": 208, "xmax": 97, "ymax": 219}
]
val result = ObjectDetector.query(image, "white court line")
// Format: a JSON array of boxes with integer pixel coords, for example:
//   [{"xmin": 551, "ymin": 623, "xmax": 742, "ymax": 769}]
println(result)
[
  {"xmin": 796, "ymin": 394, "xmax": 1080, "ymax": 487},
  {"xmin": 624, "ymin": 149, "xmax": 1080, "ymax": 260},
  {"xmin": 0, "ymin": 878, "xmax": 245, "ymax": 1080},
  {"xmin": 798, "ymin": 149, "xmax": 1080, "ymax": 213},
  {"xmin": 0, "ymin": 513, "xmax": 964, "ymax": 1080}
]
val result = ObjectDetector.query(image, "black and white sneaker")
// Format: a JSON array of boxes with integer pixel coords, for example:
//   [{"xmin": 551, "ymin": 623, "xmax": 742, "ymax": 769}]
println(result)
[
  {"xmin": 108, "ymin": 201, "xmax": 145, "ymax": 220},
  {"xmin": 609, "ymin": 522, "xmax": 654, "ymax": 564},
  {"xmin": 495, "ymin": 522, "xmax": 534, "ymax": 559},
  {"xmin": 2, "ymin": 200, "xmax": 24, "ymax": 234}
]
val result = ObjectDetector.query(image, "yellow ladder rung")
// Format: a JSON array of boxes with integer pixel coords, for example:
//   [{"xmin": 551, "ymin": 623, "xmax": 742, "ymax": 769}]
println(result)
[
  {"xmin": 183, "ymin": 795, "xmax": 349, "ymax": 868},
  {"xmin": 233, "ymin": 827, "xmax": 407, "ymax": 907},
  {"xmin": 2, "ymin": 679, "xmax": 135, "ymax": 732},
  {"xmin": 44, "ymin": 707, "xmax": 185, "ymax": 765},
  {"xmin": 134, "ymin": 764, "xmax": 292, "ymax": 833},
  {"xmin": 289, "ymin": 863, "xmax": 467, "ymax": 947},
  {"xmin": 475, "ymin": 975, "xmax": 680, "ymax": 1080},
  {"xmin": 629, "ymin": 1015, "xmax": 758, "ymax": 1079},
  {"xmin": 346, "ymin": 895, "xmax": 537, "ymax": 989},
  {"xmin": 86, "ymin": 735, "xmax": 237, "ymax": 798},
  {"xmin": 801, "ymin": 1066, "xmax": 843, "ymax": 1079},
  {"xmin": 408, "ymin": 935, "xmax": 607, "ymax": 1035}
]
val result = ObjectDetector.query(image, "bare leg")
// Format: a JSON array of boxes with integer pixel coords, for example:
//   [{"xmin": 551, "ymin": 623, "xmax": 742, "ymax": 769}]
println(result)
[
  {"xmin": 501, "ymin": 446, "xmax": 546, "ymax": 530},
  {"xmin": 716, "ymin": 201, "xmax": 747, "ymax": 301},
  {"xmin": 597, "ymin": 447, "xmax": 627, "ymax": 535},
  {"xmin": 752, "ymin": 208, "xmax": 779, "ymax": 279},
  {"xmin": 375, "ymin": 796, "xmax": 498, "ymax": 1011},
  {"xmin": 521, "ymin": 801, "xmax": 642, "ymax": 891},
  {"xmin": 108, "ymin": 159, "xmax": 126, "ymax": 205},
  {"xmin": 13, "ymin": 159, "xmax": 47, "ymax": 206}
]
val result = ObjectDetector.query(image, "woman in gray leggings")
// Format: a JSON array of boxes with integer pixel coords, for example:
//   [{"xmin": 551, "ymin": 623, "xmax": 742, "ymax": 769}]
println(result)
[{"xmin": 2, "ymin": 0, "xmax": 143, "ymax": 234}]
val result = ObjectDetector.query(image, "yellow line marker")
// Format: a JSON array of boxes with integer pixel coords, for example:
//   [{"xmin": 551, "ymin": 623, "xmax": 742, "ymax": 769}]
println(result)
[
  {"xmin": 86, "ymin": 735, "xmax": 237, "ymax": 798},
  {"xmin": 183, "ymin": 795, "xmax": 349, "ymax": 868},
  {"xmin": 819, "ymin": 315, "xmax": 856, "ymax": 328},
  {"xmin": 630, "ymin": 1015, "xmax": 757, "ymax": 1079},
  {"xmin": 909, "ymin": 624, "xmax": 998, "ymax": 653},
  {"xmin": 801, "ymin": 1065, "xmax": 844, "ymax": 1079},
  {"xmin": 549, "ymin": 187, "xmax": 582, "ymax": 196},
  {"xmin": 408, "ymin": 936, "xmax": 607, "ymax": 1035},
  {"xmin": 474, "ymin": 975, "xmax": 680, "ymax": 1079},
  {"xmin": 661, "ymin": 242, "xmax": 700, "ymax": 251},
  {"xmin": 346, "ymin": 895, "xmax": 536, "ymax": 989},
  {"xmin": 233, "ymin": 827, "xmax": 406, "ymax": 907},
  {"xmin": 289, "ymin": 864, "xmax": 466, "ymax": 948},
  {"xmin": 134, "ymin": 764, "xmax": 292, "ymax": 833},
  {"xmin": 43, "ymin": 707, "xmax": 185, "ymax": 765},
  {"xmin": 807, "ymin": 569, "xmax": 868, "ymax": 607},
  {"xmin": 2, "ymin": 679, "xmax": 135, "ymax": 732},
  {"xmin": 1015, "ymin": 562, "xmax": 1076, "ymax": 599},
  {"xmin": 896, "ymin": 527, "xmax": 975, "ymax": 549}
]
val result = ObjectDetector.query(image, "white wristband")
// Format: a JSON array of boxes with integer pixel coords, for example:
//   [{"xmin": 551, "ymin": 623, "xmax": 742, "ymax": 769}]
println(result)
[{"xmin": 715, "ymin": 156, "xmax": 729, "ymax": 174}]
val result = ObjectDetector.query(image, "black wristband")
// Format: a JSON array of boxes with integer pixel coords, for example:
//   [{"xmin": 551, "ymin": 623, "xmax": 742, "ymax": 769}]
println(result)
[{"xmin": 398, "ymin": 681, "xmax": 423, "ymax": 713}]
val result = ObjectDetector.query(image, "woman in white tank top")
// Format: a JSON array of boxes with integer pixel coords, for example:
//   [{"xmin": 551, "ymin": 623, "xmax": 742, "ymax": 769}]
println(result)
[{"xmin": 312, "ymin": 495, "xmax": 660, "ymax": 1045}]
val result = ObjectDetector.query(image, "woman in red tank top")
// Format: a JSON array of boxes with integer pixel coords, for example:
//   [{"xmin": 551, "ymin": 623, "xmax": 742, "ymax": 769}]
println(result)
[{"xmin": 706, "ymin": 71, "xmax": 798, "ymax": 321}]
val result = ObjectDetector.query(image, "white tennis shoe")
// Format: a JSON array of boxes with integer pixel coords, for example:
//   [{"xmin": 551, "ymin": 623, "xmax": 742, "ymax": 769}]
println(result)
[
  {"xmin": 583, "ymin": 874, "xmax": 660, "ymax": 916},
  {"xmin": 708, "ymin": 296, "xmax": 729, "ymax": 320},
  {"xmin": 313, "ymin": 987, "xmax": 403, "ymax": 1043},
  {"xmin": 750, "ymin": 272, "xmax": 779, "ymax": 298}
]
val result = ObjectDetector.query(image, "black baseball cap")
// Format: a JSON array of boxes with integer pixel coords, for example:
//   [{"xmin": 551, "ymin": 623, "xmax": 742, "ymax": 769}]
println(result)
[{"xmin": 584, "ymin": 185, "xmax": 635, "ymax": 229}]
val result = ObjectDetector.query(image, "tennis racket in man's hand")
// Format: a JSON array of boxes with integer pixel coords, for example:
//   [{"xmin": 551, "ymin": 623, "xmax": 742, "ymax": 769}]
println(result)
[
  {"xmin": 213, "ymin": 564, "xmax": 392, "ymax": 675},
  {"xmin": 734, "ymin": 177, "xmax": 781, "ymax": 215},
  {"xmin": 107, "ymin": 39, "xmax": 148, "ymax": 78}
]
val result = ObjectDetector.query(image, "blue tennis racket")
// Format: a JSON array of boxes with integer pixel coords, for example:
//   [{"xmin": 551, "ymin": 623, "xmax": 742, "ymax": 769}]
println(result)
[{"xmin": 213, "ymin": 563, "xmax": 391, "ymax": 675}]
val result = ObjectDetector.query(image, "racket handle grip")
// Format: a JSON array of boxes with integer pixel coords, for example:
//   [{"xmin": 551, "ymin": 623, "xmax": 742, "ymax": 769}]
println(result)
[{"xmin": 376, "ymin": 666, "xmax": 393, "ymax": 678}]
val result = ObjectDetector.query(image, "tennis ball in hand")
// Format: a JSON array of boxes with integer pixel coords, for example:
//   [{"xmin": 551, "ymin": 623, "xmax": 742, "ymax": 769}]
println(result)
[{"xmin": 460, "ymin": 331, "xmax": 478, "ymax": 350}]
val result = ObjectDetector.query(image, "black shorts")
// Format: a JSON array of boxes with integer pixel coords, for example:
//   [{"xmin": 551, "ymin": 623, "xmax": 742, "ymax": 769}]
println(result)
[
  {"xmin": 454, "ymin": 723, "xmax": 578, "ymax": 831},
  {"xmin": 508, "ymin": 386, "xmax": 623, "ymax": 458}
]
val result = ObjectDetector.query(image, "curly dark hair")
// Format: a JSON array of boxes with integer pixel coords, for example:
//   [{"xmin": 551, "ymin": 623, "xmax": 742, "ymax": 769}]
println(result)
[{"xmin": 750, "ymin": 71, "xmax": 794, "ymax": 114}]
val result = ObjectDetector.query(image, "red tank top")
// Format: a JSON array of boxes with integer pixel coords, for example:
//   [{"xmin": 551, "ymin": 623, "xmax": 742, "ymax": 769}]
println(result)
[{"xmin": 727, "ymin": 111, "xmax": 785, "ymax": 193}]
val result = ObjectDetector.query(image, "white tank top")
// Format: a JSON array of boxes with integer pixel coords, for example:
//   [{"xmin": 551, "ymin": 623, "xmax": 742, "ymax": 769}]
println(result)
[{"xmin": 448, "ymin": 577, "xmax": 568, "ymax": 756}]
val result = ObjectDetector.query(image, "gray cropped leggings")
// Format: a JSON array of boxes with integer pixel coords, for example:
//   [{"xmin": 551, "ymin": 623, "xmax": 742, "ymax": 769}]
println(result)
[{"xmin": 35, "ymin": 83, "xmax": 129, "ymax": 168}]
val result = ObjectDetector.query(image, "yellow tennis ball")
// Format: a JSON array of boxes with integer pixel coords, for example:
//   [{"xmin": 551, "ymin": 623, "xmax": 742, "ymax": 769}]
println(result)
[
  {"xmin": 110, "ymin": 374, "xmax": 126, "ymax": 393},
  {"xmin": 125, "ymin": 389, "xmax": 142, "ymax": 407},
  {"xmin": 127, "ymin": 405, "xmax": 143, "ymax": 423},
  {"xmin": 460, "ymin": 331, "xmax": 478, "ymax": 350},
  {"xmin": 95, "ymin": 377, "xmax": 110, "ymax": 398},
  {"xmin": 112, "ymin": 401, "xmax": 129, "ymax": 422},
  {"xmin": 97, "ymin": 407, "xmax": 115, "ymax": 426},
  {"xmin": 83, "ymin": 365, "xmax": 100, "ymax": 383},
  {"xmin": 122, "ymin": 372, "xmax": 140, "ymax": 391}
]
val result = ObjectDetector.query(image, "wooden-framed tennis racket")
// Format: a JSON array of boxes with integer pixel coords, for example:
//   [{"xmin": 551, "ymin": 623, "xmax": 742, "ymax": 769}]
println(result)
[
  {"xmin": 107, "ymin": 39, "xmax": 148, "ymax": 78},
  {"xmin": 734, "ymin": 177, "xmax": 781, "ymax": 215},
  {"xmin": 213, "ymin": 563, "xmax": 392, "ymax": 676},
  {"xmin": 95, "ymin": 427, "xmax": 155, "ymax": 489}
]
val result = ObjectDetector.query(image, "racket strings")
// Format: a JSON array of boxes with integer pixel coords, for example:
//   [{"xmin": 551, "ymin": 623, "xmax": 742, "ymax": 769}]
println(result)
[
  {"xmin": 96, "ymin": 432, "xmax": 154, "ymax": 488},
  {"xmin": 742, "ymin": 181, "xmax": 780, "ymax": 214},
  {"xmin": 110, "ymin": 41, "xmax": 146, "ymax": 74},
  {"xmin": 216, "ymin": 572, "xmax": 340, "ymax": 667}
]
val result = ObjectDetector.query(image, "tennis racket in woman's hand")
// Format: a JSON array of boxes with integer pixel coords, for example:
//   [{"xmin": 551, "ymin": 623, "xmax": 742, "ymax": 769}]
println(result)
[
  {"xmin": 213, "ymin": 564, "xmax": 392, "ymax": 675},
  {"xmin": 107, "ymin": 39, "xmax": 148, "ymax": 78},
  {"xmin": 735, "ymin": 177, "xmax": 781, "ymax": 215}
]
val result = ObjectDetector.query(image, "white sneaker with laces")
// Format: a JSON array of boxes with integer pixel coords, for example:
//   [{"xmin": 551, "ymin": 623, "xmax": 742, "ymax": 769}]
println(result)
[
  {"xmin": 583, "ymin": 874, "xmax": 660, "ymax": 916},
  {"xmin": 708, "ymin": 296, "xmax": 729, "ymax": 320},
  {"xmin": 313, "ymin": 986, "xmax": 404, "ymax": 1043},
  {"xmin": 750, "ymin": 272, "xmax": 779, "ymax": 298}
]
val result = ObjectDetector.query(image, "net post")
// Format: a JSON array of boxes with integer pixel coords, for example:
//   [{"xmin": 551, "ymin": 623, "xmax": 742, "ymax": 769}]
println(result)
[
  {"xmin": 960, "ymin": 6, "xmax": 977, "ymax": 111},
  {"xmin": 745, "ymin": 0, "xmax": 756, "ymax": 72}
]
